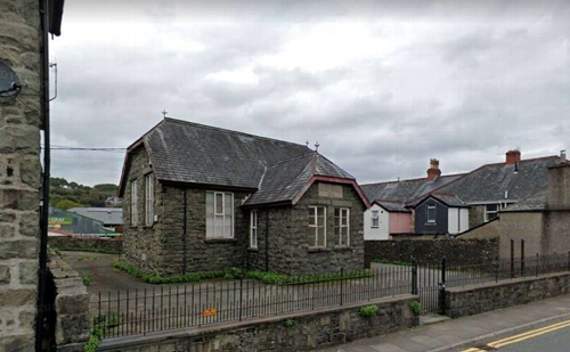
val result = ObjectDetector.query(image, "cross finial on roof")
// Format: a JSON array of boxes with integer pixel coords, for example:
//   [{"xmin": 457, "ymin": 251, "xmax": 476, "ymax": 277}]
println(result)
[
  {"xmin": 162, "ymin": 109, "xmax": 168, "ymax": 118},
  {"xmin": 314, "ymin": 141, "xmax": 320, "ymax": 152},
  {"xmin": 305, "ymin": 140, "xmax": 310, "ymax": 147}
]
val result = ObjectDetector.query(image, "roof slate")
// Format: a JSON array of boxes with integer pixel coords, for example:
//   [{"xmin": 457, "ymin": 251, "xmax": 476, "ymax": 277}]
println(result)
[
  {"xmin": 361, "ymin": 174, "xmax": 465, "ymax": 208},
  {"xmin": 439, "ymin": 156, "xmax": 560, "ymax": 204},
  {"xmin": 129, "ymin": 118, "xmax": 357, "ymax": 206}
]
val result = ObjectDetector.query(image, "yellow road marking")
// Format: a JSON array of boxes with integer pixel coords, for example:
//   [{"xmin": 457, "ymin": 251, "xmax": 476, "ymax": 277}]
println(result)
[
  {"xmin": 487, "ymin": 319, "xmax": 570, "ymax": 348},
  {"xmin": 460, "ymin": 319, "xmax": 570, "ymax": 351}
]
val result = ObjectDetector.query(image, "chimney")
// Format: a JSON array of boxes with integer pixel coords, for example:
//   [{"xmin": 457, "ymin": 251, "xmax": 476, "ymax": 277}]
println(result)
[
  {"xmin": 561, "ymin": 149, "xmax": 567, "ymax": 162},
  {"xmin": 505, "ymin": 149, "xmax": 521, "ymax": 165},
  {"xmin": 547, "ymin": 161, "xmax": 570, "ymax": 210},
  {"xmin": 427, "ymin": 158, "xmax": 441, "ymax": 181}
]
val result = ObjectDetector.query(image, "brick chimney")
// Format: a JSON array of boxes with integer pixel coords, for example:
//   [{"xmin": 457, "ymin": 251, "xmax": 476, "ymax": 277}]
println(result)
[
  {"xmin": 505, "ymin": 149, "xmax": 521, "ymax": 165},
  {"xmin": 427, "ymin": 158, "xmax": 441, "ymax": 181}
]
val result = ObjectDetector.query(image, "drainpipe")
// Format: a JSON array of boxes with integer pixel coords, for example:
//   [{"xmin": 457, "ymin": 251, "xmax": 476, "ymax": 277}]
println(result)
[
  {"xmin": 265, "ymin": 210, "xmax": 269, "ymax": 272},
  {"xmin": 182, "ymin": 188, "xmax": 187, "ymax": 274},
  {"xmin": 36, "ymin": 0, "xmax": 51, "ymax": 349}
]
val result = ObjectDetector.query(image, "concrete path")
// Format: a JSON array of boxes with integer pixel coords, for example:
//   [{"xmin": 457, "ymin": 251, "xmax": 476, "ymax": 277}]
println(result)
[{"xmin": 317, "ymin": 294, "xmax": 570, "ymax": 352}]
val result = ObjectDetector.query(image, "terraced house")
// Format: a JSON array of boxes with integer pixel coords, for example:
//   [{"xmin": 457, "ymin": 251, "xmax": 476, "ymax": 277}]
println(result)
[{"xmin": 118, "ymin": 118, "xmax": 369, "ymax": 275}]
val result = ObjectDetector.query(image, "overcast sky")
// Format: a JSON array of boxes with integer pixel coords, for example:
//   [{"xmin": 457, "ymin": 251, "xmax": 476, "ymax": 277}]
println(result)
[{"xmin": 49, "ymin": 0, "xmax": 570, "ymax": 186}]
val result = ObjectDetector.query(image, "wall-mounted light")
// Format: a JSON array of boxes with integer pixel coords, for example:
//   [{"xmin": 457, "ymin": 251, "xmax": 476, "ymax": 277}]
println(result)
[{"xmin": 0, "ymin": 61, "xmax": 21, "ymax": 98}]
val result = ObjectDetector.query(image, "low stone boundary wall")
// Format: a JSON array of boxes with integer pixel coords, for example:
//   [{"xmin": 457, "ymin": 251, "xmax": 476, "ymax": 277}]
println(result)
[
  {"xmin": 99, "ymin": 294, "xmax": 419, "ymax": 352},
  {"xmin": 48, "ymin": 252, "xmax": 91, "ymax": 351},
  {"xmin": 445, "ymin": 272, "xmax": 570, "ymax": 318},
  {"xmin": 365, "ymin": 238, "xmax": 498, "ymax": 266},
  {"xmin": 49, "ymin": 235, "xmax": 123, "ymax": 254}
]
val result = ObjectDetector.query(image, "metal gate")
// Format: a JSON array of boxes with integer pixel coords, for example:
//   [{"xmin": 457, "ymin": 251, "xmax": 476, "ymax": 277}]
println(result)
[{"xmin": 412, "ymin": 260, "xmax": 445, "ymax": 314}]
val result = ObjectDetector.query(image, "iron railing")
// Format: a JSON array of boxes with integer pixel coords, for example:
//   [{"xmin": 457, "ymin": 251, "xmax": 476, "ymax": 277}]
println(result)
[{"xmin": 92, "ymin": 266, "xmax": 412, "ymax": 338}]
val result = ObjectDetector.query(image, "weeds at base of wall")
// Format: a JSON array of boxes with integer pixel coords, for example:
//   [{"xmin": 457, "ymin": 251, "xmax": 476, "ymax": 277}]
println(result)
[
  {"xmin": 408, "ymin": 300, "xmax": 422, "ymax": 316},
  {"xmin": 84, "ymin": 314, "xmax": 120, "ymax": 352},
  {"xmin": 358, "ymin": 305, "xmax": 379, "ymax": 318},
  {"xmin": 283, "ymin": 319, "xmax": 296, "ymax": 328},
  {"xmin": 113, "ymin": 260, "xmax": 372, "ymax": 285}
]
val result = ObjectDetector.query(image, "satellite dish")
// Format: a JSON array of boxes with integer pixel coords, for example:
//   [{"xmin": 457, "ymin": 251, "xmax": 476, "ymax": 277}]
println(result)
[{"xmin": 0, "ymin": 60, "xmax": 21, "ymax": 98}]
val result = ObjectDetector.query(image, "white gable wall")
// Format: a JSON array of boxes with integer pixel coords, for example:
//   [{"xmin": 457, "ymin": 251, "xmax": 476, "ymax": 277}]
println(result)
[
  {"xmin": 448, "ymin": 207, "xmax": 470, "ymax": 234},
  {"xmin": 364, "ymin": 204, "xmax": 390, "ymax": 240}
]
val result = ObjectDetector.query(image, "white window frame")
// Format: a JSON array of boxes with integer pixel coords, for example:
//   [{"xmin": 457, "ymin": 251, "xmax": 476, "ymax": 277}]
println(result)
[
  {"xmin": 250, "ymin": 210, "xmax": 258, "ymax": 249},
  {"xmin": 426, "ymin": 204, "xmax": 437, "ymax": 224},
  {"xmin": 336, "ymin": 207, "xmax": 350, "ymax": 247},
  {"xmin": 206, "ymin": 191, "xmax": 234, "ymax": 239},
  {"xmin": 308, "ymin": 206, "xmax": 327, "ymax": 248},
  {"xmin": 371, "ymin": 210, "xmax": 380, "ymax": 228},
  {"xmin": 130, "ymin": 179, "xmax": 138, "ymax": 226},
  {"xmin": 144, "ymin": 173, "xmax": 154, "ymax": 226}
]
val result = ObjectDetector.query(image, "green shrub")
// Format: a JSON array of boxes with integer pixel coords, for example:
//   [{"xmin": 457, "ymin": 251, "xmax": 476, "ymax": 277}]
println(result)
[
  {"xmin": 224, "ymin": 267, "xmax": 244, "ymax": 280},
  {"xmin": 283, "ymin": 319, "xmax": 296, "ymax": 328},
  {"xmin": 81, "ymin": 273, "xmax": 93, "ymax": 287},
  {"xmin": 83, "ymin": 326, "xmax": 102, "ymax": 352},
  {"xmin": 113, "ymin": 260, "xmax": 227, "ymax": 284},
  {"xmin": 246, "ymin": 271, "xmax": 289, "ymax": 284},
  {"xmin": 408, "ymin": 300, "xmax": 422, "ymax": 316},
  {"xmin": 358, "ymin": 304, "xmax": 379, "ymax": 318}
]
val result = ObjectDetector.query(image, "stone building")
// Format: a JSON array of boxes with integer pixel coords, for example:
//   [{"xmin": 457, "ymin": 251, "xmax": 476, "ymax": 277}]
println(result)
[
  {"xmin": 1, "ymin": 1, "xmax": 43, "ymax": 350},
  {"xmin": 118, "ymin": 118, "xmax": 369, "ymax": 275}
]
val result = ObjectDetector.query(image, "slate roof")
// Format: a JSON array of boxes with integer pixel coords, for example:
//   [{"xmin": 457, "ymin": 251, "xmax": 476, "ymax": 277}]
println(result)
[
  {"xmin": 501, "ymin": 190, "xmax": 547, "ymax": 212},
  {"xmin": 361, "ymin": 174, "xmax": 465, "ymax": 211},
  {"xmin": 120, "ymin": 118, "xmax": 361, "ymax": 206},
  {"xmin": 68, "ymin": 207, "xmax": 123, "ymax": 226},
  {"xmin": 374, "ymin": 201, "xmax": 410, "ymax": 213},
  {"xmin": 439, "ymin": 156, "xmax": 560, "ymax": 204}
]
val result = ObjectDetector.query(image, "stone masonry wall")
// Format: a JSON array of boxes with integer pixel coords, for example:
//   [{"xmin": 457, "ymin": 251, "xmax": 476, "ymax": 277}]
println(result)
[
  {"xmin": 122, "ymin": 145, "xmax": 164, "ymax": 273},
  {"xmin": 445, "ymin": 272, "xmax": 570, "ymax": 318},
  {"xmin": 0, "ymin": 1, "xmax": 42, "ymax": 351},
  {"xmin": 365, "ymin": 238, "xmax": 498, "ymax": 266},
  {"xmin": 285, "ymin": 181, "xmax": 366, "ymax": 274},
  {"xmin": 99, "ymin": 294, "xmax": 419, "ymax": 352},
  {"xmin": 49, "ymin": 236, "xmax": 123, "ymax": 254},
  {"xmin": 48, "ymin": 251, "xmax": 90, "ymax": 352}
]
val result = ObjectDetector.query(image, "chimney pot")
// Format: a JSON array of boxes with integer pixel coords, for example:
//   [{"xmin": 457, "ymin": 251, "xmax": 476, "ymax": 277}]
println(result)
[
  {"xmin": 505, "ymin": 149, "xmax": 521, "ymax": 165},
  {"xmin": 427, "ymin": 158, "xmax": 441, "ymax": 181}
]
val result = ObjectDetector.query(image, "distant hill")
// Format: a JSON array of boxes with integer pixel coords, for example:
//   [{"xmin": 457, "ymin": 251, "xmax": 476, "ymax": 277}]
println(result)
[{"xmin": 50, "ymin": 177, "xmax": 120, "ymax": 209}]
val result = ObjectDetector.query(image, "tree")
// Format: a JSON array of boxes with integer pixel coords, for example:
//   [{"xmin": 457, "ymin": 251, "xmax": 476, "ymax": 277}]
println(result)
[{"xmin": 55, "ymin": 199, "xmax": 82, "ymax": 210}]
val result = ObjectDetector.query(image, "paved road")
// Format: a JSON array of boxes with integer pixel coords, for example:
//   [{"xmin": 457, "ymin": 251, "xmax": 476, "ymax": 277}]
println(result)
[
  {"xmin": 318, "ymin": 294, "xmax": 570, "ymax": 352},
  {"xmin": 461, "ymin": 321, "xmax": 570, "ymax": 352},
  {"xmin": 499, "ymin": 326, "xmax": 570, "ymax": 351}
]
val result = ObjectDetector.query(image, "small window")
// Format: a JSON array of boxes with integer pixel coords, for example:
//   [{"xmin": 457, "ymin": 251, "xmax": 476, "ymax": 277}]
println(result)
[
  {"xmin": 426, "ymin": 205, "xmax": 436, "ymax": 224},
  {"xmin": 206, "ymin": 191, "xmax": 234, "ymax": 239},
  {"xmin": 144, "ymin": 173, "xmax": 154, "ymax": 226},
  {"xmin": 308, "ymin": 206, "xmax": 326, "ymax": 248},
  {"xmin": 335, "ymin": 208, "xmax": 350, "ymax": 246},
  {"xmin": 485, "ymin": 204, "xmax": 499, "ymax": 222},
  {"xmin": 250, "ymin": 210, "xmax": 258, "ymax": 249},
  {"xmin": 130, "ymin": 179, "xmax": 138, "ymax": 226},
  {"xmin": 371, "ymin": 210, "xmax": 380, "ymax": 228}
]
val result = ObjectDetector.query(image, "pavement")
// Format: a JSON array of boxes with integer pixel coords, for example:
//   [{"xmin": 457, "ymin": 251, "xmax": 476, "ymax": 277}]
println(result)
[{"xmin": 317, "ymin": 294, "xmax": 570, "ymax": 352}]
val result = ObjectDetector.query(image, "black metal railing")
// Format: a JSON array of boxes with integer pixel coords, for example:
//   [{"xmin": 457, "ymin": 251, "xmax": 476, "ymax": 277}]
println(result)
[{"xmin": 92, "ymin": 266, "xmax": 412, "ymax": 338}]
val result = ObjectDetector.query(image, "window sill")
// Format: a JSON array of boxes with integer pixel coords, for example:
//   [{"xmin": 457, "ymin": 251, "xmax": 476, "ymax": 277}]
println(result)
[
  {"xmin": 334, "ymin": 246, "xmax": 352, "ymax": 251},
  {"xmin": 205, "ymin": 238, "xmax": 236, "ymax": 244},
  {"xmin": 307, "ymin": 247, "xmax": 330, "ymax": 253}
]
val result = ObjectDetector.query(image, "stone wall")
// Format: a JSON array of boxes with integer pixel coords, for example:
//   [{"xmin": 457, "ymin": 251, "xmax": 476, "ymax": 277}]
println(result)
[
  {"xmin": 445, "ymin": 272, "xmax": 570, "ymax": 318},
  {"xmin": 248, "ymin": 181, "xmax": 366, "ymax": 275},
  {"xmin": 365, "ymin": 238, "xmax": 498, "ymax": 266},
  {"xmin": 0, "ymin": 0, "xmax": 42, "ymax": 350},
  {"xmin": 48, "ymin": 252, "xmax": 90, "ymax": 351},
  {"xmin": 49, "ymin": 236, "xmax": 123, "ymax": 254},
  {"xmin": 99, "ymin": 294, "xmax": 418, "ymax": 352}
]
